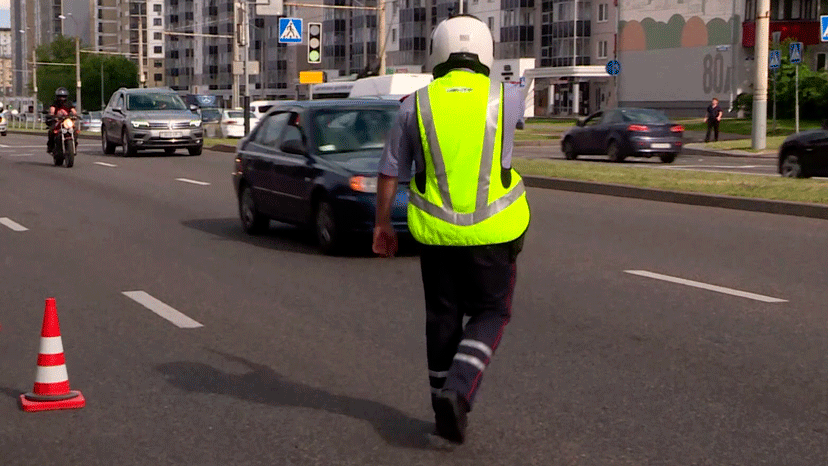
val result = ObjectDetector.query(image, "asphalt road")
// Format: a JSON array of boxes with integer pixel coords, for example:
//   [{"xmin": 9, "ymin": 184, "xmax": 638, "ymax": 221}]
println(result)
[{"xmin": 1, "ymin": 132, "xmax": 826, "ymax": 466}]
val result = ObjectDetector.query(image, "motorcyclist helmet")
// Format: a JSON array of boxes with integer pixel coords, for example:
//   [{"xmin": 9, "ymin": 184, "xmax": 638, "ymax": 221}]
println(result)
[
  {"xmin": 428, "ymin": 15, "xmax": 494, "ymax": 79},
  {"xmin": 55, "ymin": 87, "xmax": 69, "ymax": 104}
]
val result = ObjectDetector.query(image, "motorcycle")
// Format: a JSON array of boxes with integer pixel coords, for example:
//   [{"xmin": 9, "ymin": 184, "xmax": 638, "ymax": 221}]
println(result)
[{"xmin": 49, "ymin": 113, "xmax": 79, "ymax": 168}]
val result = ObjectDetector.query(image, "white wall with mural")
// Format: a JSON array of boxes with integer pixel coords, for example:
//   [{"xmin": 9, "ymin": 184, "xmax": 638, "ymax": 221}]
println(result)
[{"xmin": 616, "ymin": 0, "xmax": 755, "ymax": 111}]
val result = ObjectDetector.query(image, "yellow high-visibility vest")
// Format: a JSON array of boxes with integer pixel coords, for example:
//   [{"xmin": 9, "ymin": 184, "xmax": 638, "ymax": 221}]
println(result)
[{"xmin": 409, "ymin": 70, "xmax": 530, "ymax": 246}]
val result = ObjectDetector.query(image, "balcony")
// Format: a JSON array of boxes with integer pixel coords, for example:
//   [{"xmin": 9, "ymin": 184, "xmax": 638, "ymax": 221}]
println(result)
[{"xmin": 742, "ymin": 20, "xmax": 822, "ymax": 46}]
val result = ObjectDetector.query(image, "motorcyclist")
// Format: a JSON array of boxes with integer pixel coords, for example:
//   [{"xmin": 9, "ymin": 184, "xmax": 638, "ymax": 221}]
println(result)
[{"xmin": 46, "ymin": 87, "xmax": 78, "ymax": 153}]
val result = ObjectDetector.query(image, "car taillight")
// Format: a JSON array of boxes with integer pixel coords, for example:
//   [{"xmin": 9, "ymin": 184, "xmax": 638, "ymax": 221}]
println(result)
[
  {"xmin": 226, "ymin": 120, "xmax": 237, "ymax": 125},
  {"xmin": 671, "ymin": 125, "xmax": 684, "ymax": 132},
  {"xmin": 628, "ymin": 124, "xmax": 649, "ymax": 131}
]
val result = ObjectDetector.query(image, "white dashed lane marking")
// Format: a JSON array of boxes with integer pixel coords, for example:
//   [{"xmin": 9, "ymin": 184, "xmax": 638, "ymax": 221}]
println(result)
[
  {"xmin": 0, "ymin": 217, "xmax": 29, "ymax": 231},
  {"xmin": 175, "ymin": 178, "xmax": 211, "ymax": 186},
  {"xmin": 624, "ymin": 270, "xmax": 787, "ymax": 303},
  {"xmin": 94, "ymin": 162, "xmax": 117, "ymax": 167},
  {"xmin": 122, "ymin": 291, "xmax": 203, "ymax": 328},
  {"xmin": 0, "ymin": 217, "xmax": 28, "ymax": 231}
]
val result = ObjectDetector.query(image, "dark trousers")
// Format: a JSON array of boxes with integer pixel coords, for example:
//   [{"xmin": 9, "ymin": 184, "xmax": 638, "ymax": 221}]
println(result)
[
  {"xmin": 420, "ymin": 236, "xmax": 522, "ymax": 413},
  {"xmin": 705, "ymin": 119, "xmax": 719, "ymax": 142}
]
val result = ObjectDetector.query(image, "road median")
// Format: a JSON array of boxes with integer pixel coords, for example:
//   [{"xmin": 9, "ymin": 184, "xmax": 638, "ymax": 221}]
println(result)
[{"xmin": 514, "ymin": 158, "xmax": 828, "ymax": 220}]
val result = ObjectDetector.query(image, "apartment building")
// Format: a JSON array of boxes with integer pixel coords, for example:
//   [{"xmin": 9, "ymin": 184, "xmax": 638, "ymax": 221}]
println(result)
[{"xmin": 0, "ymin": 28, "xmax": 12, "ymax": 96}]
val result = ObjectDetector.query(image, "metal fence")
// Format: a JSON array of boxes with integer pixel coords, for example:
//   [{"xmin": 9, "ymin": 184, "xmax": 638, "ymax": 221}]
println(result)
[{"xmin": 7, "ymin": 113, "xmax": 47, "ymax": 130}]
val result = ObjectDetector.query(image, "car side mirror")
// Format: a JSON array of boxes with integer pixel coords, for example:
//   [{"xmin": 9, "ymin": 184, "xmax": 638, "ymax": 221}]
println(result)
[
  {"xmin": 577, "ymin": 118, "xmax": 585, "ymax": 127},
  {"xmin": 280, "ymin": 139, "xmax": 307, "ymax": 155},
  {"xmin": 113, "ymin": 106, "xmax": 123, "ymax": 114}
]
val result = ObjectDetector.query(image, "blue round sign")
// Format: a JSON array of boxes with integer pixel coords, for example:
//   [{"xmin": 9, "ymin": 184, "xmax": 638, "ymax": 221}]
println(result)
[{"xmin": 606, "ymin": 60, "xmax": 621, "ymax": 76}]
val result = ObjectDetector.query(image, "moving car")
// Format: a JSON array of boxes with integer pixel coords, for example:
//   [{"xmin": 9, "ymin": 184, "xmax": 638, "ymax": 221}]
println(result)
[
  {"xmin": 232, "ymin": 99, "xmax": 407, "ymax": 254},
  {"xmin": 249, "ymin": 100, "xmax": 280, "ymax": 122},
  {"xmin": 561, "ymin": 107, "xmax": 684, "ymax": 163},
  {"xmin": 0, "ymin": 111, "xmax": 6, "ymax": 136},
  {"xmin": 81, "ymin": 111, "xmax": 102, "ymax": 133},
  {"xmin": 220, "ymin": 109, "xmax": 255, "ymax": 138},
  {"xmin": 101, "ymin": 87, "xmax": 204, "ymax": 156},
  {"xmin": 347, "ymin": 74, "xmax": 432, "ymax": 100},
  {"xmin": 777, "ymin": 123, "xmax": 828, "ymax": 178}
]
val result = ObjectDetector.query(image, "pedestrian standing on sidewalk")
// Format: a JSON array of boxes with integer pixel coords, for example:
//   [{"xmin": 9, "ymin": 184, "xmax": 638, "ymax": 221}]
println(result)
[
  {"xmin": 704, "ymin": 97, "xmax": 723, "ymax": 142},
  {"xmin": 372, "ymin": 14, "xmax": 531, "ymax": 445}
]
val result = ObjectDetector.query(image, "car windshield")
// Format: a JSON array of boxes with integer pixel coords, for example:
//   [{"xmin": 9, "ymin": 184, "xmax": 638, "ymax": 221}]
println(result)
[
  {"xmin": 312, "ymin": 107, "xmax": 398, "ymax": 156},
  {"xmin": 619, "ymin": 109, "xmax": 670, "ymax": 123},
  {"xmin": 126, "ymin": 93, "xmax": 188, "ymax": 111},
  {"xmin": 226, "ymin": 111, "xmax": 252, "ymax": 119}
]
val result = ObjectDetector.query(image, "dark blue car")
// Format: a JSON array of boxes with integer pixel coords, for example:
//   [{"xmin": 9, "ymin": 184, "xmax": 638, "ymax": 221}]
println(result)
[
  {"xmin": 232, "ymin": 99, "xmax": 408, "ymax": 254},
  {"xmin": 561, "ymin": 107, "xmax": 684, "ymax": 163}
]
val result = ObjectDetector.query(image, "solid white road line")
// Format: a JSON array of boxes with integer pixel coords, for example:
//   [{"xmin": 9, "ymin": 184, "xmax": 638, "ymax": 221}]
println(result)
[
  {"xmin": 7, "ymin": 154, "xmax": 32, "ymax": 157},
  {"xmin": 94, "ymin": 162, "xmax": 117, "ymax": 167},
  {"xmin": 624, "ymin": 270, "xmax": 787, "ymax": 303},
  {"xmin": 175, "ymin": 178, "xmax": 211, "ymax": 186},
  {"xmin": 122, "ymin": 291, "xmax": 203, "ymax": 328},
  {"xmin": 0, "ymin": 217, "xmax": 29, "ymax": 231}
]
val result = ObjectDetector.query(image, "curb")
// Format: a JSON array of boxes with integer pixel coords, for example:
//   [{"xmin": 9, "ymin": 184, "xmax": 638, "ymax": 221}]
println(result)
[{"xmin": 522, "ymin": 176, "xmax": 828, "ymax": 221}]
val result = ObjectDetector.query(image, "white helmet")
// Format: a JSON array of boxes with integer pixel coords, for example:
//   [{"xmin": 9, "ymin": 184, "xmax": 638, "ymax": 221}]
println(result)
[{"xmin": 429, "ymin": 15, "xmax": 494, "ymax": 78}]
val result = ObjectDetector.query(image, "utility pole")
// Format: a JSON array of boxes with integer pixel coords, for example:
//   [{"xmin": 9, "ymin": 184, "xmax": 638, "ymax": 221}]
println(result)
[
  {"xmin": 75, "ymin": 35, "xmax": 81, "ymax": 114},
  {"xmin": 751, "ymin": 0, "xmax": 770, "ymax": 150},
  {"xmin": 138, "ymin": 13, "xmax": 145, "ymax": 88},
  {"xmin": 32, "ymin": 49, "xmax": 38, "ymax": 101},
  {"xmin": 233, "ymin": 2, "xmax": 240, "ymax": 109},
  {"xmin": 378, "ymin": 0, "xmax": 386, "ymax": 75},
  {"xmin": 243, "ymin": 0, "xmax": 250, "ymax": 135}
]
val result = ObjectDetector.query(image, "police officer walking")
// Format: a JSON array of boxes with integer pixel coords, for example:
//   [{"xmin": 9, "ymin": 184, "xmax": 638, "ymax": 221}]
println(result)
[{"xmin": 373, "ymin": 15, "xmax": 530, "ymax": 444}]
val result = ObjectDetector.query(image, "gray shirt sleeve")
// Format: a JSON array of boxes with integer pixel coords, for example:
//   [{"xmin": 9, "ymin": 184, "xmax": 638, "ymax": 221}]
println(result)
[
  {"xmin": 501, "ymin": 83, "xmax": 525, "ymax": 169},
  {"xmin": 378, "ymin": 94, "xmax": 422, "ymax": 181}
]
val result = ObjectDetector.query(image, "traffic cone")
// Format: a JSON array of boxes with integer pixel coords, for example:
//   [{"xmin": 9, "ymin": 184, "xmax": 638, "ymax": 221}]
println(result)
[{"xmin": 19, "ymin": 298, "xmax": 85, "ymax": 412}]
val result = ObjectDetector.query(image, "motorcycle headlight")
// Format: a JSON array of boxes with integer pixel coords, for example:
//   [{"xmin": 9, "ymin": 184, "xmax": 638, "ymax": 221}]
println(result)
[
  {"xmin": 189, "ymin": 120, "xmax": 202, "ymax": 127},
  {"xmin": 62, "ymin": 118, "xmax": 74, "ymax": 129},
  {"xmin": 131, "ymin": 120, "xmax": 150, "ymax": 128}
]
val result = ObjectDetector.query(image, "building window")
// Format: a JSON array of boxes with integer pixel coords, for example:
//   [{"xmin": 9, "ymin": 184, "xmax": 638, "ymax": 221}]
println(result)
[
  {"xmin": 391, "ymin": 28, "xmax": 396, "ymax": 42},
  {"xmin": 488, "ymin": 16, "xmax": 494, "ymax": 30},
  {"xmin": 153, "ymin": 4, "xmax": 162, "ymax": 13},
  {"xmin": 155, "ymin": 61, "xmax": 163, "ymax": 68},
  {"xmin": 597, "ymin": 40, "xmax": 607, "ymax": 58},
  {"xmin": 598, "ymin": 3, "xmax": 608, "ymax": 22},
  {"xmin": 154, "ymin": 73, "xmax": 162, "ymax": 81},
  {"xmin": 154, "ymin": 32, "xmax": 162, "ymax": 40},
  {"xmin": 153, "ymin": 18, "xmax": 162, "ymax": 26},
  {"xmin": 817, "ymin": 53, "xmax": 827, "ymax": 71}
]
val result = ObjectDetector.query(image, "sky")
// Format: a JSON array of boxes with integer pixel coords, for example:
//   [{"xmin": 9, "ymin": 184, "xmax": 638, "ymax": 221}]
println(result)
[{"xmin": 0, "ymin": 0, "xmax": 8, "ymax": 29}]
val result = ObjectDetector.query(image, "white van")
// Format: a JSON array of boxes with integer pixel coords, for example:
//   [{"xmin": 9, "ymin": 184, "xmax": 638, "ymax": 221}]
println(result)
[
  {"xmin": 249, "ymin": 100, "xmax": 280, "ymax": 121},
  {"xmin": 347, "ymin": 74, "xmax": 433, "ymax": 100}
]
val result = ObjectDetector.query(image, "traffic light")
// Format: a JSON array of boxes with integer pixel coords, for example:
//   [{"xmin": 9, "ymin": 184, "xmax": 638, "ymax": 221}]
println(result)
[{"xmin": 308, "ymin": 22, "xmax": 322, "ymax": 64}]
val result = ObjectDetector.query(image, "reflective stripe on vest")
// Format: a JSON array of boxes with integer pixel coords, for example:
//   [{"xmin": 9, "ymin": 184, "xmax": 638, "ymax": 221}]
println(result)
[{"xmin": 410, "ymin": 79, "xmax": 526, "ymax": 227}]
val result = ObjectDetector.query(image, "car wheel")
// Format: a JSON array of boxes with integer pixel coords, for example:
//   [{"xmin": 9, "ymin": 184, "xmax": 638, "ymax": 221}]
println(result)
[
  {"xmin": 315, "ymin": 200, "xmax": 341, "ymax": 255},
  {"xmin": 102, "ymin": 129, "xmax": 116, "ymax": 154},
  {"xmin": 122, "ymin": 128, "xmax": 137, "ymax": 157},
  {"xmin": 238, "ymin": 184, "xmax": 269, "ymax": 234},
  {"xmin": 562, "ymin": 138, "xmax": 577, "ymax": 160},
  {"xmin": 188, "ymin": 145, "xmax": 202, "ymax": 156},
  {"xmin": 659, "ymin": 154, "xmax": 676, "ymax": 163},
  {"xmin": 607, "ymin": 141, "xmax": 625, "ymax": 162},
  {"xmin": 780, "ymin": 153, "xmax": 805, "ymax": 178}
]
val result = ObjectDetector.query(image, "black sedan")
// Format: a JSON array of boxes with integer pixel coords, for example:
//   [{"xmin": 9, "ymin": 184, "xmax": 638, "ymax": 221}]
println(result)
[
  {"xmin": 232, "ymin": 99, "xmax": 408, "ymax": 254},
  {"xmin": 561, "ymin": 107, "xmax": 684, "ymax": 163},
  {"xmin": 777, "ymin": 123, "xmax": 828, "ymax": 178}
]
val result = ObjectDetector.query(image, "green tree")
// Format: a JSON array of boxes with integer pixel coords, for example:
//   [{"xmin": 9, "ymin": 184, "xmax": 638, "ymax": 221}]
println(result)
[
  {"xmin": 769, "ymin": 37, "xmax": 828, "ymax": 120},
  {"xmin": 36, "ymin": 36, "xmax": 139, "ymax": 111}
]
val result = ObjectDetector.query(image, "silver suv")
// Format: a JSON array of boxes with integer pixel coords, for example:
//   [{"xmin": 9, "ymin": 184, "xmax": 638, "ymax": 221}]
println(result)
[{"xmin": 101, "ymin": 87, "xmax": 204, "ymax": 156}]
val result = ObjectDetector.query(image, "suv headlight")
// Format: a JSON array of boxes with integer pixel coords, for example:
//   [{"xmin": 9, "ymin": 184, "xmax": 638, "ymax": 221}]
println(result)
[
  {"xmin": 131, "ymin": 120, "xmax": 150, "ymax": 128},
  {"xmin": 190, "ymin": 120, "xmax": 202, "ymax": 127}
]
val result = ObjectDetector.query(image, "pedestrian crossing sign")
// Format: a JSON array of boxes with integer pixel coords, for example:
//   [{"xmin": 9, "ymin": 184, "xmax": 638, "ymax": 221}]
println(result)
[
  {"xmin": 789, "ymin": 42, "xmax": 802, "ymax": 64},
  {"xmin": 278, "ymin": 18, "xmax": 303, "ymax": 44},
  {"xmin": 769, "ymin": 50, "xmax": 781, "ymax": 69},
  {"xmin": 821, "ymin": 16, "xmax": 828, "ymax": 42}
]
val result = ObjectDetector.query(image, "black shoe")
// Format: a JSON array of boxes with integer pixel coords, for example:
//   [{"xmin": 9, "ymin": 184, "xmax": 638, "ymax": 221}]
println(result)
[{"xmin": 433, "ymin": 390, "xmax": 469, "ymax": 444}]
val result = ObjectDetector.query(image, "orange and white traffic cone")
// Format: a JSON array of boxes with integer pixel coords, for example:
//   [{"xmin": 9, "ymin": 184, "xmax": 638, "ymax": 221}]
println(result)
[{"xmin": 19, "ymin": 298, "xmax": 85, "ymax": 412}]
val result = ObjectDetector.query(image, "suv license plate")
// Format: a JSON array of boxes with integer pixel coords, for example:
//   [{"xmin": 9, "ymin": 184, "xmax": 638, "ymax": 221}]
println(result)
[
  {"xmin": 160, "ymin": 131, "xmax": 182, "ymax": 138},
  {"xmin": 651, "ymin": 143, "xmax": 671, "ymax": 149}
]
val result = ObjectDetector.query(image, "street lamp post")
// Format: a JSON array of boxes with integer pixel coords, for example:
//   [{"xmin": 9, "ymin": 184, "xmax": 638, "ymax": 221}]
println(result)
[{"xmin": 58, "ymin": 14, "xmax": 82, "ymax": 115}]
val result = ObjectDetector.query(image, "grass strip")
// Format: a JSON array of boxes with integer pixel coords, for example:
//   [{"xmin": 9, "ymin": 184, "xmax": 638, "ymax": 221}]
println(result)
[{"xmin": 512, "ymin": 158, "xmax": 828, "ymax": 205}]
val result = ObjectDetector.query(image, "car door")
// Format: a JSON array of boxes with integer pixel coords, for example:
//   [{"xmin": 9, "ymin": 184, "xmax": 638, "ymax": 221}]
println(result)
[
  {"xmin": 238, "ymin": 111, "xmax": 290, "ymax": 219},
  {"xmin": 589, "ymin": 110, "xmax": 617, "ymax": 154},
  {"xmin": 102, "ymin": 92, "xmax": 121, "ymax": 140},
  {"xmin": 577, "ymin": 111, "xmax": 604, "ymax": 154},
  {"xmin": 811, "ymin": 130, "xmax": 828, "ymax": 173},
  {"xmin": 271, "ymin": 110, "xmax": 315, "ymax": 223}
]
